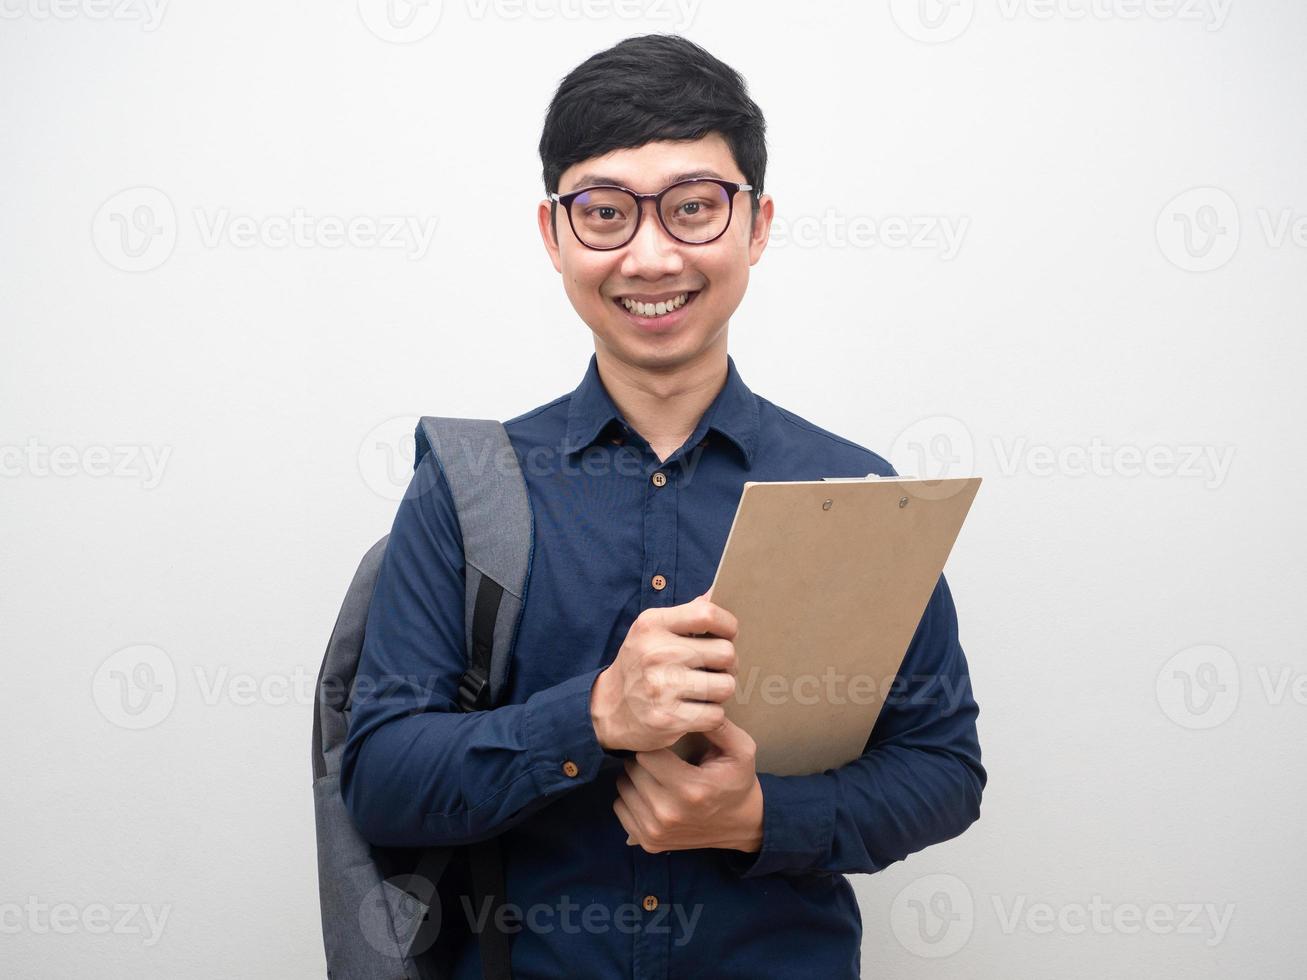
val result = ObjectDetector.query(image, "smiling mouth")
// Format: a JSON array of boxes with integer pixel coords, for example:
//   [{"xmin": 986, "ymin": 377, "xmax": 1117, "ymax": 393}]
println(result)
[{"xmin": 613, "ymin": 290, "xmax": 700, "ymax": 319}]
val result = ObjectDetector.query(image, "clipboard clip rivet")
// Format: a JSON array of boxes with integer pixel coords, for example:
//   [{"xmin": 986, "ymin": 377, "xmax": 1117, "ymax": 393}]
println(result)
[
  {"xmin": 822, "ymin": 499, "xmax": 833, "ymax": 511},
  {"xmin": 899, "ymin": 496, "xmax": 909, "ymax": 508}
]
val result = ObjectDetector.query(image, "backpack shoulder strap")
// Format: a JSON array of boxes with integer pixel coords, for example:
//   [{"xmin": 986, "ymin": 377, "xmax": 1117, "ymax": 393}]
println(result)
[
  {"xmin": 312, "ymin": 417, "xmax": 531, "ymax": 980},
  {"xmin": 416, "ymin": 416, "xmax": 532, "ymax": 710},
  {"xmin": 416, "ymin": 416, "xmax": 531, "ymax": 980}
]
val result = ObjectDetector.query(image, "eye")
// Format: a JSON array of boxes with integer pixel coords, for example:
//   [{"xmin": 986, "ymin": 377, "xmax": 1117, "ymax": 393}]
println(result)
[{"xmin": 671, "ymin": 199, "xmax": 717, "ymax": 221}]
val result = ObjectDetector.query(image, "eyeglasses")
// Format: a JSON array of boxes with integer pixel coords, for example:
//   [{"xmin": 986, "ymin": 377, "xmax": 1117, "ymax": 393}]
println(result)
[{"xmin": 550, "ymin": 178, "xmax": 754, "ymax": 250}]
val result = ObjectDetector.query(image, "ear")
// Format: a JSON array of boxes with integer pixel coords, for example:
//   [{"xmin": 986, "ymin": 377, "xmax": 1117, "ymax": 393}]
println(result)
[
  {"xmin": 538, "ymin": 199, "xmax": 563, "ymax": 274},
  {"xmin": 747, "ymin": 193, "xmax": 774, "ymax": 266}
]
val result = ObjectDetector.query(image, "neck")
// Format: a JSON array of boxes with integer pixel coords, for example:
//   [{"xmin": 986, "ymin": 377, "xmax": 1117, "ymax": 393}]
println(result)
[{"xmin": 593, "ymin": 339, "xmax": 729, "ymax": 464}]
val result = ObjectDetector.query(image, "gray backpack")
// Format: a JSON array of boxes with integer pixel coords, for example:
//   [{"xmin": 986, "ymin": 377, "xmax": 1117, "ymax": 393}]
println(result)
[{"xmin": 312, "ymin": 417, "xmax": 532, "ymax": 979}]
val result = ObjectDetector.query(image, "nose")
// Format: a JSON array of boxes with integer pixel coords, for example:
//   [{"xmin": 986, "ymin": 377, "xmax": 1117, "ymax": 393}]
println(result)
[{"xmin": 619, "ymin": 199, "xmax": 684, "ymax": 280}]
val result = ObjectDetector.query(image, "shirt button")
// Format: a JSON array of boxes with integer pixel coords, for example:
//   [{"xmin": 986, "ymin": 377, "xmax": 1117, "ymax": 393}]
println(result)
[
  {"xmin": 642, "ymin": 895, "xmax": 659, "ymax": 912},
  {"xmin": 651, "ymin": 471, "xmax": 667, "ymax": 487},
  {"xmin": 562, "ymin": 760, "xmax": 579, "ymax": 778},
  {"xmin": 651, "ymin": 574, "xmax": 666, "ymax": 591}
]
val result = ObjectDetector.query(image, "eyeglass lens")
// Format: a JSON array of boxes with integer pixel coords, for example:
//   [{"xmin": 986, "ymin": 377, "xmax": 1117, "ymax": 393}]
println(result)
[{"xmin": 569, "ymin": 181, "xmax": 733, "ymax": 248}]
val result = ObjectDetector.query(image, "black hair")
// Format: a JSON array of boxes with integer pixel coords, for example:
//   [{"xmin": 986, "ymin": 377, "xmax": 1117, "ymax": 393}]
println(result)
[{"xmin": 539, "ymin": 34, "xmax": 767, "ymax": 234}]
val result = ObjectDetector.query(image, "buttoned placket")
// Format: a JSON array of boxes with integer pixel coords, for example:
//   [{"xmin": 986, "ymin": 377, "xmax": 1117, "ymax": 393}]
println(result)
[
  {"xmin": 608, "ymin": 421, "xmax": 712, "ymax": 980},
  {"xmin": 624, "ymin": 422, "xmax": 671, "ymax": 980}
]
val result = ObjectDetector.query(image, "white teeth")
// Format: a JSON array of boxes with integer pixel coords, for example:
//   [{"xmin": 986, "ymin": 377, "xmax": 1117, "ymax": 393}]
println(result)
[{"xmin": 620, "ymin": 292, "xmax": 690, "ymax": 318}]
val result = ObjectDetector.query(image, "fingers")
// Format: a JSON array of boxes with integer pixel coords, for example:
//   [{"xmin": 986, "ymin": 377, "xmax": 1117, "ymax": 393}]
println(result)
[
  {"xmin": 657, "ymin": 595, "xmax": 739, "ymax": 642},
  {"xmin": 673, "ymin": 700, "xmax": 727, "ymax": 733},
  {"xmin": 637, "ymin": 664, "xmax": 732, "ymax": 712},
  {"xmin": 678, "ymin": 637, "xmax": 737, "ymax": 674},
  {"xmin": 671, "ymin": 663, "xmax": 736, "ymax": 704},
  {"xmin": 614, "ymin": 774, "xmax": 659, "ymax": 849},
  {"xmin": 612, "ymin": 795, "xmax": 642, "ymax": 845},
  {"xmin": 632, "ymin": 748, "xmax": 693, "ymax": 784},
  {"xmin": 697, "ymin": 716, "xmax": 754, "ymax": 756},
  {"xmin": 624, "ymin": 756, "xmax": 665, "ymax": 795}
]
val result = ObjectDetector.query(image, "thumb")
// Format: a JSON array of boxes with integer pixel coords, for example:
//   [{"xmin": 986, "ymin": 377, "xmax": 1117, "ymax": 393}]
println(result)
[{"xmin": 699, "ymin": 716, "xmax": 751, "ymax": 756}]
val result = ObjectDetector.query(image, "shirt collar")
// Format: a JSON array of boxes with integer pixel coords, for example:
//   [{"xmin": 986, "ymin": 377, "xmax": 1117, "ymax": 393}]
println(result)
[{"xmin": 562, "ymin": 353, "xmax": 758, "ymax": 469}]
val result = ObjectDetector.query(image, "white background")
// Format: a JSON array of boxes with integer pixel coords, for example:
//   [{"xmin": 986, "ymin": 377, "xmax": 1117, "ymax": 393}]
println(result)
[{"xmin": 3, "ymin": 1, "xmax": 1305, "ymax": 977}]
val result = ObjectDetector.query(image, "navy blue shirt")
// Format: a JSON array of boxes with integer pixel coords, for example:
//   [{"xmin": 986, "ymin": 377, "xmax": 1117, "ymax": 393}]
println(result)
[{"xmin": 341, "ymin": 353, "xmax": 985, "ymax": 979}]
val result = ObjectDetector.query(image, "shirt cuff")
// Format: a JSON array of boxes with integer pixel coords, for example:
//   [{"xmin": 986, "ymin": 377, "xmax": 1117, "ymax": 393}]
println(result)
[
  {"xmin": 725, "ymin": 773, "xmax": 836, "ymax": 878},
  {"xmin": 523, "ymin": 666, "xmax": 608, "ymax": 795}
]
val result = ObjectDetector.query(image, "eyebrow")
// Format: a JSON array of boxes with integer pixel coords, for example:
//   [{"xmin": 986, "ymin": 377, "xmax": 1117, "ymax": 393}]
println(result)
[{"xmin": 564, "ymin": 169, "xmax": 728, "ymax": 193}]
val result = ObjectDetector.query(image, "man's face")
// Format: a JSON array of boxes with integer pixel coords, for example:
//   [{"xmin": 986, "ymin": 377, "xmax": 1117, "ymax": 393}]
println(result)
[{"xmin": 538, "ymin": 132, "xmax": 773, "ymax": 372}]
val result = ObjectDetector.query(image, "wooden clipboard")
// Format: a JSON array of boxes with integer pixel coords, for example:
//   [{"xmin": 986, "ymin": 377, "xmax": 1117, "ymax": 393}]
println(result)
[{"xmin": 672, "ymin": 475, "xmax": 981, "ymax": 776}]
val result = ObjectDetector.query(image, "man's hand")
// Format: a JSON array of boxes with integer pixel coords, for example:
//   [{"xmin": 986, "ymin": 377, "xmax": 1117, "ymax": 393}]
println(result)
[
  {"xmin": 590, "ymin": 594, "xmax": 739, "ymax": 753},
  {"xmin": 612, "ymin": 717, "xmax": 764, "ymax": 854}
]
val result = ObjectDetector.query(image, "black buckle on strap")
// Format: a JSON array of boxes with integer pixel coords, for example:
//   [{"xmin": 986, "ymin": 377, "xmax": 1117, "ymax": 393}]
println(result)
[{"xmin": 458, "ymin": 666, "xmax": 490, "ymax": 712}]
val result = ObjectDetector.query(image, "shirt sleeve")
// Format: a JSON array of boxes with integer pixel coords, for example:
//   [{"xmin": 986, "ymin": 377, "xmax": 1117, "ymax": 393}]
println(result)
[
  {"xmin": 725, "ymin": 572, "xmax": 987, "ymax": 878},
  {"xmin": 339, "ymin": 451, "xmax": 609, "ymax": 849}
]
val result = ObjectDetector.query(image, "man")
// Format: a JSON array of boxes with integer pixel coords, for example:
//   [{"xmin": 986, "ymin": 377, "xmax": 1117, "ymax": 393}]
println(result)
[{"xmin": 342, "ymin": 33, "xmax": 985, "ymax": 979}]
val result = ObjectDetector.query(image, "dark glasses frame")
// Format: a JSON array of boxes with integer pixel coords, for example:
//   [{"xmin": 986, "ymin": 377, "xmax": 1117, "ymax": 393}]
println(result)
[{"xmin": 549, "ymin": 177, "xmax": 755, "ymax": 250}]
